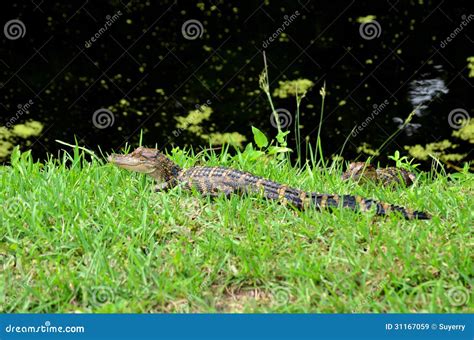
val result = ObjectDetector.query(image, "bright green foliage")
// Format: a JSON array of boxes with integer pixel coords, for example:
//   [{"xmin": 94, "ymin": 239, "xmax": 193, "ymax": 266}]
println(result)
[
  {"xmin": 405, "ymin": 140, "xmax": 466, "ymax": 162},
  {"xmin": 272, "ymin": 79, "xmax": 314, "ymax": 99},
  {"xmin": 467, "ymin": 56, "xmax": 474, "ymax": 78},
  {"xmin": 452, "ymin": 119, "xmax": 474, "ymax": 143},
  {"xmin": 175, "ymin": 106, "xmax": 246, "ymax": 148},
  {"xmin": 0, "ymin": 121, "xmax": 44, "ymax": 158},
  {"xmin": 251, "ymin": 126, "xmax": 269, "ymax": 148},
  {"xmin": 1, "ymin": 146, "xmax": 472, "ymax": 312},
  {"xmin": 388, "ymin": 150, "xmax": 420, "ymax": 171}
]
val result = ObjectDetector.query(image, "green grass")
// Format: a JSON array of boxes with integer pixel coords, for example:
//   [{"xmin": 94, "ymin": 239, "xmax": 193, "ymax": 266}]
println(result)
[{"xmin": 1, "ymin": 146, "xmax": 472, "ymax": 313}]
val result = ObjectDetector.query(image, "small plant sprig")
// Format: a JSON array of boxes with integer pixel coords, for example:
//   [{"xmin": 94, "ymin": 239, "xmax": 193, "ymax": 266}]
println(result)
[
  {"xmin": 258, "ymin": 52, "xmax": 291, "ymax": 153},
  {"xmin": 314, "ymin": 83, "xmax": 326, "ymax": 167},
  {"xmin": 294, "ymin": 82, "xmax": 312, "ymax": 167},
  {"xmin": 258, "ymin": 52, "xmax": 318, "ymax": 163},
  {"xmin": 251, "ymin": 126, "xmax": 291, "ymax": 156},
  {"xmin": 374, "ymin": 106, "xmax": 419, "ymax": 157},
  {"xmin": 388, "ymin": 150, "xmax": 419, "ymax": 172}
]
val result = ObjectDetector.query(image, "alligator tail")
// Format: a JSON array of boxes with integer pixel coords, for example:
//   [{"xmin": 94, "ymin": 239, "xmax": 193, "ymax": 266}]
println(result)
[{"xmin": 309, "ymin": 193, "xmax": 430, "ymax": 220}]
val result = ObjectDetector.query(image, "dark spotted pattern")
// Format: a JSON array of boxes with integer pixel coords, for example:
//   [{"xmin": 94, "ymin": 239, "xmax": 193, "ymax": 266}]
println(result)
[
  {"xmin": 342, "ymin": 162, "xmax": 416, "ymax": 187},
  {"xmin": 109, "ymin": 148, "xmax": 430, "ymax": 220},
  {"xmin": 178, "ymin": 166, "xmax": 430, "ymax": 220}
]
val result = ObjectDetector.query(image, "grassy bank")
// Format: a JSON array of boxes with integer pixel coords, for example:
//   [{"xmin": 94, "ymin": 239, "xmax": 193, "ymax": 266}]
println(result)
[{"xmin": 1, "ymin": 146, "xmax": 472, "ymax": 312}]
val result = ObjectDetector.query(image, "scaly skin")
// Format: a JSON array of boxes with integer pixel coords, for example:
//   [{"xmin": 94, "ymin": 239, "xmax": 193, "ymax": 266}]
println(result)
[
  {"xmin": 108, "ymin": 147, "xmax": 431, "ymax": 220},
  {"xmin": 342, "ymin": 162, "xmax": 416, "ymax": 187}
]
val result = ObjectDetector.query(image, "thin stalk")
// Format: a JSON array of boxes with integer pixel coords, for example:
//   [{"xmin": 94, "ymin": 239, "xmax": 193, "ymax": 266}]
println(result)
[
  {"xmin": 295, "ymin": 89, "xmax": 302, "ymax": 167},
  {"xmin": 338, "ymin": 125, "xmax": 357, "ymax": 159},
  {"xmin": 261, "ymin": 51, "xmax": 282, "ymax": 133},
  {"xmin": 314, "ymin": 82, "xmax": 326, "ymax": 167},
  {"xmin": 374, "ymin": 106, "xmax": 419, "ymax": 157}
]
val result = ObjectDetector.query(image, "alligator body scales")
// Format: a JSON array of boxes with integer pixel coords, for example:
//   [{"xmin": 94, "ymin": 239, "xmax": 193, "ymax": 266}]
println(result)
[
  {"xmin": 342, "ymin": 162, "xmax": 416, "ymax": 187},
  {"xmin": 108, "ymin": 147, "xmax": 430, "ymax": 220}
]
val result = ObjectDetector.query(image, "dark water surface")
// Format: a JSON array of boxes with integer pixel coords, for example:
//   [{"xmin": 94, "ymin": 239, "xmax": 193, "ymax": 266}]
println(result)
[{"xmin": 1, "ymin": 1, "xmax": 472, "ymax": 165}]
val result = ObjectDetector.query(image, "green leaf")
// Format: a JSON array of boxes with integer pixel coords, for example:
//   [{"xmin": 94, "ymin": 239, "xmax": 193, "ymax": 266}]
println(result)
[
  {"xmin": 251, "ymin": 126, "xmax": 268, "ymax": 148},
  {"xmin": 249, "ymin": 150, "xmax": 266, "ymax": 161},
  {"xmin": 275, "ymin": 130, "xmax": 290, "ymax": 145},
  {"xmin": 268, "ymin": 146, "xmax": 293, "ymax": 155}
]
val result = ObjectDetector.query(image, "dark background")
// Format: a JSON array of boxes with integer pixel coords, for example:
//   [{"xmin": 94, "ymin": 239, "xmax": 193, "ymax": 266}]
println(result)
[{"xmin": 1, "ymin": 0, "xmax": 472, "ymax": 166}]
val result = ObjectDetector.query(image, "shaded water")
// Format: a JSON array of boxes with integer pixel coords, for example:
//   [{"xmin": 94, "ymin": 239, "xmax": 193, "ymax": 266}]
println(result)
[{"xmin": 0, "ymin": 1, "xmax": 472, "ymax": 165}]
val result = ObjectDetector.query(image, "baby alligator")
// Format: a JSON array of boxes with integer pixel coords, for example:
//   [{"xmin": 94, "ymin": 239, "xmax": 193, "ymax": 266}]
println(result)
[
  {"xmin": 108, "ymin": 147, "xmax": 430, "ymax": 220},
  {"xmin": 342, "ymin": 162, "xmax": 416, "ymax": 187}
]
